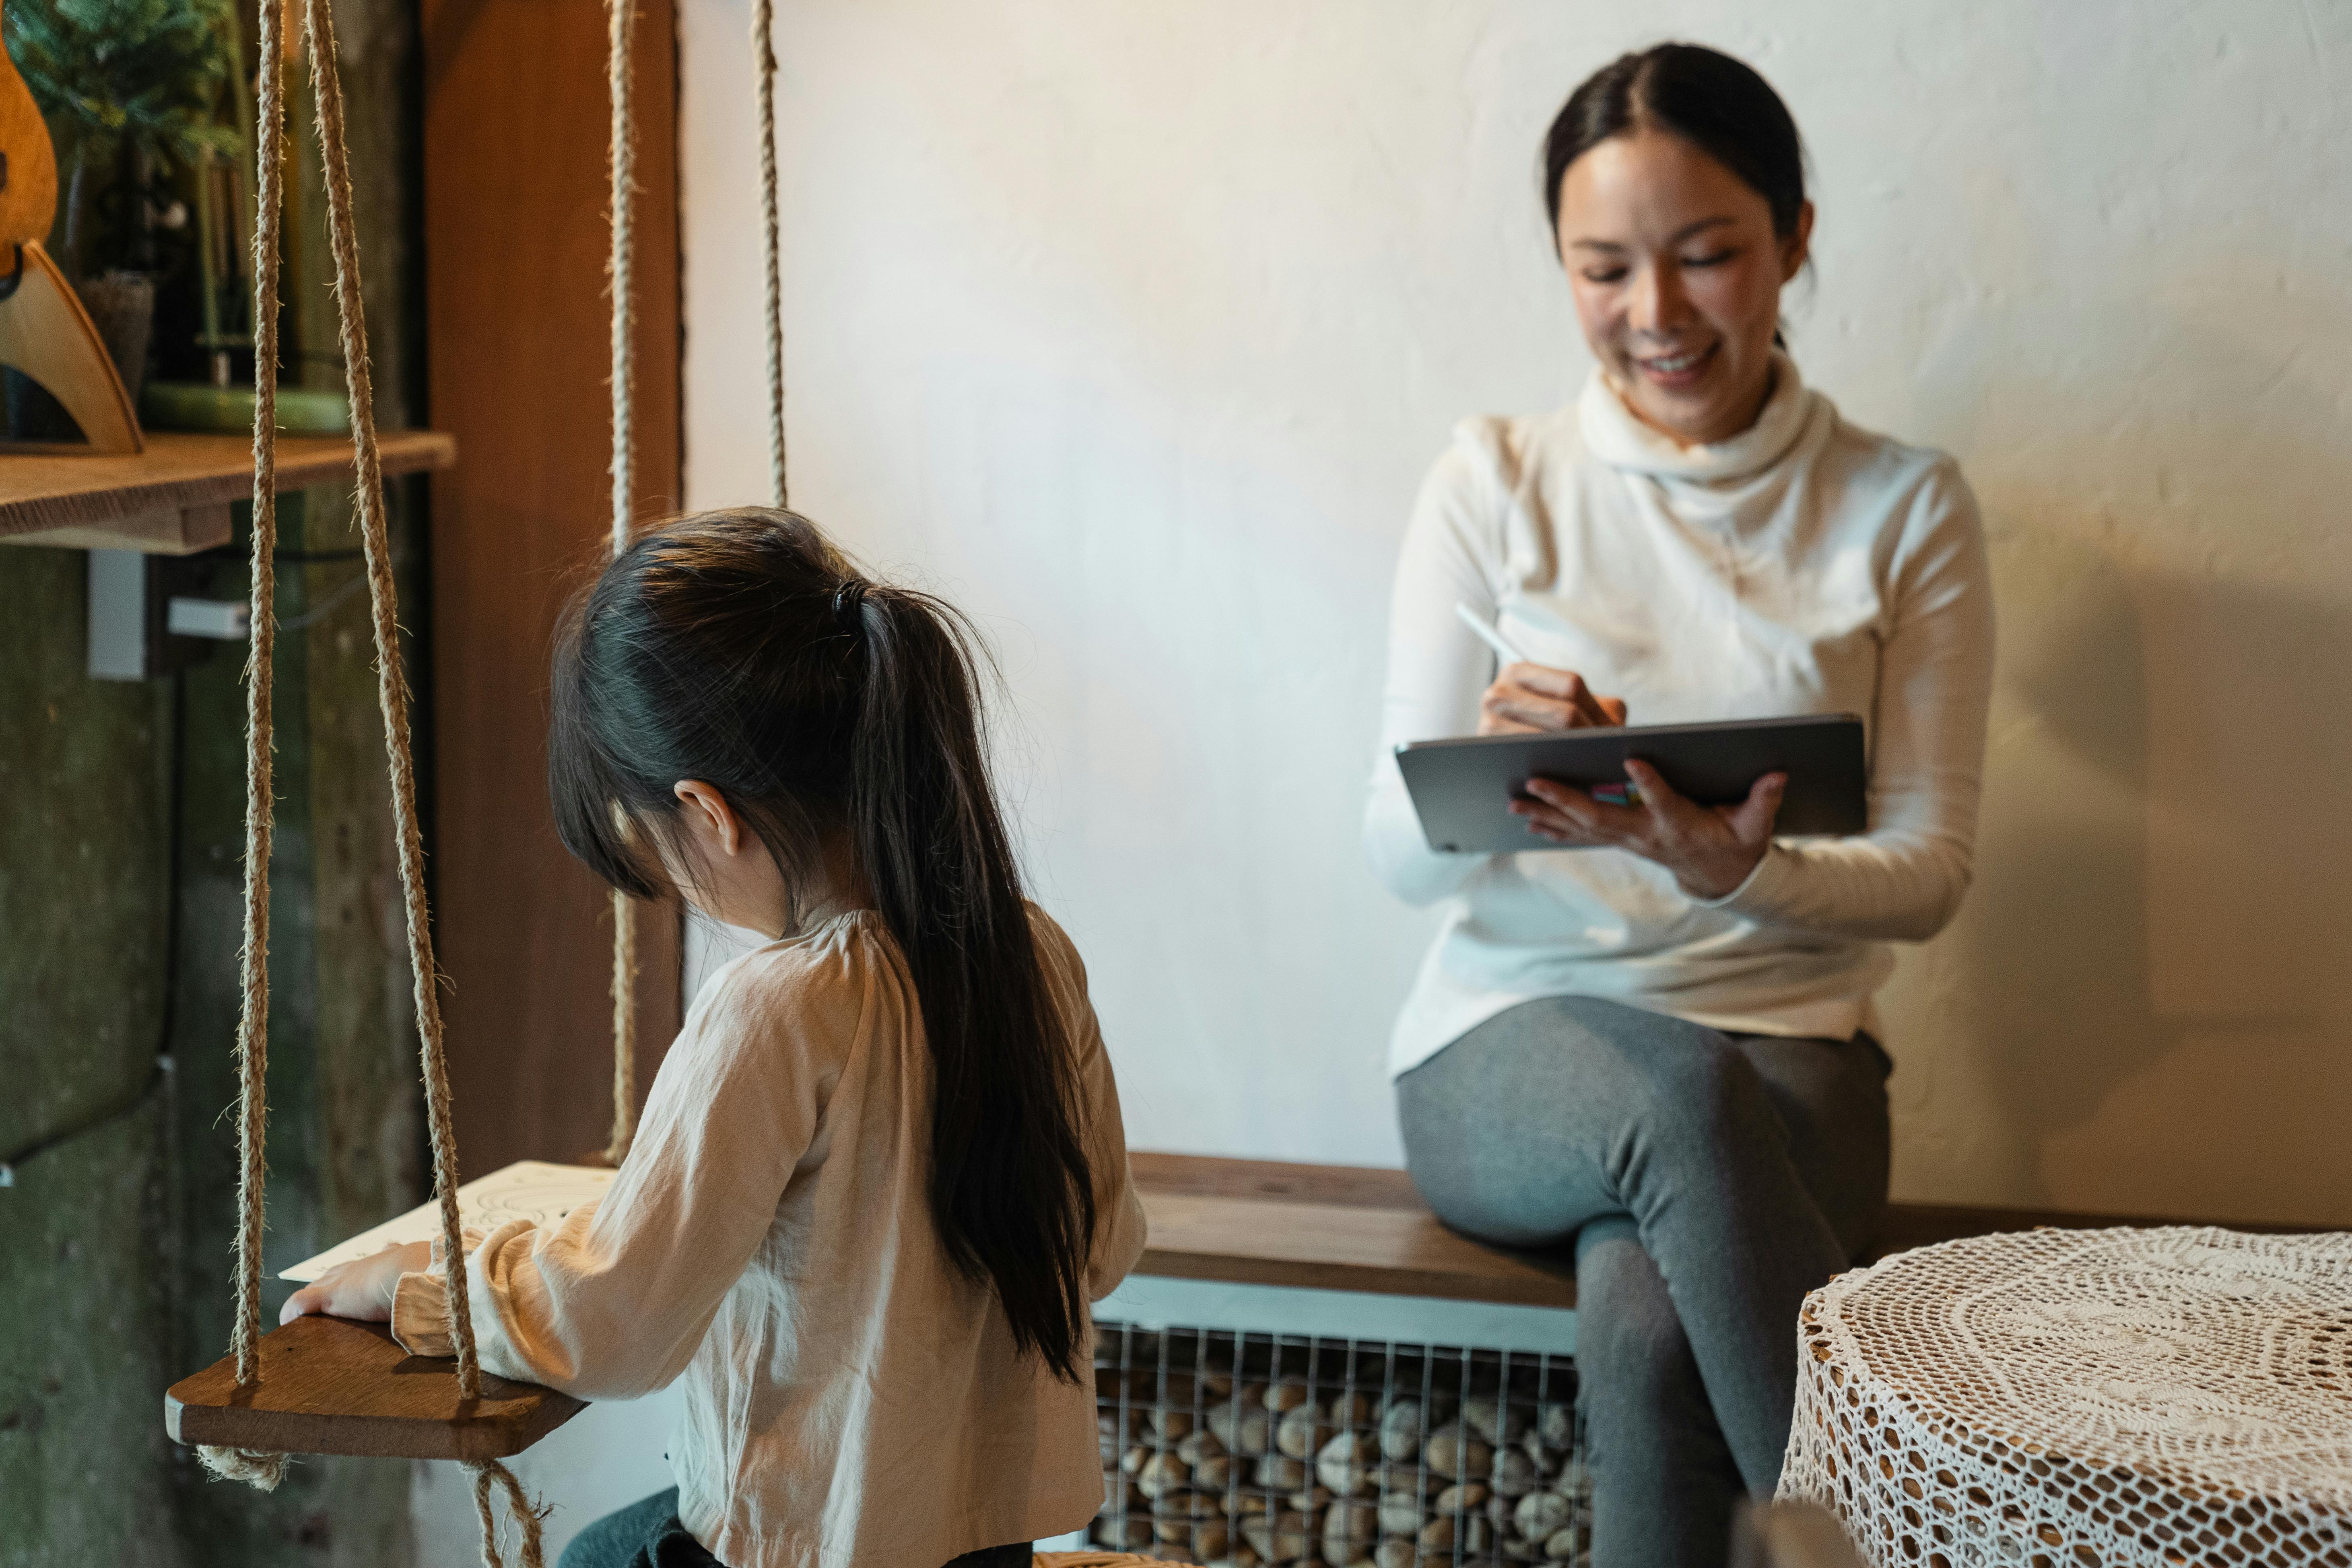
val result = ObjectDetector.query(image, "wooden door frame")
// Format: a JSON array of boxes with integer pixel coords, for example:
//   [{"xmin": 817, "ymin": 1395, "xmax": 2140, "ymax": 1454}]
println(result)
[{"xmin": 421, "ymin": 0, "xmax": 683, "ymax": 1177}]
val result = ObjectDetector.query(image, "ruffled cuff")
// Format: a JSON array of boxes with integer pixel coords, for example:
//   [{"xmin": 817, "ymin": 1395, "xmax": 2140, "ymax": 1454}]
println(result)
[
  {"xmin": 391, "ymin": 1269, "xmax": 453, "ymax": 1356},
  {"xmin": 389, "ymin": 1224, "xmax": 486, "ymax": 1358},
  {"xmin": 1690, "ymin": 839, "xmax": 1791, "ymax": 913}
]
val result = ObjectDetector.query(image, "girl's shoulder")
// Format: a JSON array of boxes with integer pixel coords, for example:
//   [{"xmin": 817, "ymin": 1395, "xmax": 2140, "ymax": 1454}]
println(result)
[
  {"xmin": 705, "ymin": 907, "xmax": 1091, "ymax": 1021},
  {"xmin": 684, "ymin": 913, "xmax": 894, "ymax": 1052},
  {"xmin": 1019, "ymin": 904, "xmax": 1111, "ymax": 1076},
  {"xmin": 1016, "ymin": 902, "xmax": 1090, "ymax": 1010}
]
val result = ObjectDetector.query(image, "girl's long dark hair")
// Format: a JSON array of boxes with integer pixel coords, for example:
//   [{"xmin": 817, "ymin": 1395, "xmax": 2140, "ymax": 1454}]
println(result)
[{"xmin": 547, "ymin": 508, "xmax": 1098, "ymax": 1382}]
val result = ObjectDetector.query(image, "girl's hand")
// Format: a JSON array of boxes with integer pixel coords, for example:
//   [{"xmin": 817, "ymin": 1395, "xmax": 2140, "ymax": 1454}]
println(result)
[
  {"xmin": 1478, "ymin": 663, "xmax": 1630, "ymax": 736},
  {"xmin": 1509, "ymin": 758, "xmax": 1785, "ymax": 900},
  {"xmin": 280, "ymin": 1239, "xmax": 433, "ymax": 1325}
]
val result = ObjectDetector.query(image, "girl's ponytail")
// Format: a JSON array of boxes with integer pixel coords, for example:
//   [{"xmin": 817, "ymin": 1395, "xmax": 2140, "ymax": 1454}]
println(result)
[
  {"xmin": 548, "ymin": 509, "xmax": 1099, "ymax": 1383},
  {"xmin": 848, "ymin": 584, "xmax": 1098, "ymax": 1382}
]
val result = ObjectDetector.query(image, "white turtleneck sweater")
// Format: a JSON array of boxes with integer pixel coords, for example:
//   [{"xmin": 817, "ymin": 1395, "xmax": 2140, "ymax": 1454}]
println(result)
[{"xmin": 1365, "ymin": 358, "xmax": 1994, "ymax": 1078}]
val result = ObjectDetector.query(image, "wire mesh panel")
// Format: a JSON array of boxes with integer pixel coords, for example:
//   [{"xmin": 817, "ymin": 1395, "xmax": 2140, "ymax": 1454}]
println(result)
[{"xmin": 1093, "ymin": 1321, "xmax": 1590, "ymax": 1568}]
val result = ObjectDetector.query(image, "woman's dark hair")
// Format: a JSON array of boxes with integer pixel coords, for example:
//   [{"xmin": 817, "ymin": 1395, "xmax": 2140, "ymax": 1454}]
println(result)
[
  {"xmin": 548, "ymin": 508, "xmax": 1098, "ymax": 1382},
  {"xmin": 1541, "ymin": 43, "xmax": 1807, "ymax": 241}
]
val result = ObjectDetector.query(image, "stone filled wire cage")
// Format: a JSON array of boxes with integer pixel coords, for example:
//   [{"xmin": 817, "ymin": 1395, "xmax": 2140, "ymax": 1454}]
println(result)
[{"xmin": 1092, "ymin": 1321, "xmax": 1592, "ymax": 1568}]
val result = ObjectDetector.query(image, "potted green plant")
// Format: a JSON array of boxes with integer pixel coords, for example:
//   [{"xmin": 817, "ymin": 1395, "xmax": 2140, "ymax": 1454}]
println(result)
[{"xmin": 2, "ymin": 0, "xmax": 241, "ymax": 419}]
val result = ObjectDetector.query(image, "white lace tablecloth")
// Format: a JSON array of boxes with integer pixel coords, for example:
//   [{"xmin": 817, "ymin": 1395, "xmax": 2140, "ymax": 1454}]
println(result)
[{"xmin": 1779, "ymin": 1227, "xmax": 2352, "ymax": 1566}]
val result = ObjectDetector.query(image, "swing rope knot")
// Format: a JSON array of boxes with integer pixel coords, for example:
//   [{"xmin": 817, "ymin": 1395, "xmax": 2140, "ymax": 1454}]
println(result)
[
  {"xmin": 469, "ymin": 1459, "xmax": 551, "ymax": 1568},
  {"xmin": 197, "ymin": 1444, "xmax": 289, "ymax": 1491}
]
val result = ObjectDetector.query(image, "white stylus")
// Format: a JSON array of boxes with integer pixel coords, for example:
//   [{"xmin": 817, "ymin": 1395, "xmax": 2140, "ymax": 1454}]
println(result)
[
  {"xmin": 1455, "ymin": 602, "xmax": 1531, "ymax": 667},
  {"xmin": 1457, "ymin": 600, "xmax": 1638, "ymax": 799}
]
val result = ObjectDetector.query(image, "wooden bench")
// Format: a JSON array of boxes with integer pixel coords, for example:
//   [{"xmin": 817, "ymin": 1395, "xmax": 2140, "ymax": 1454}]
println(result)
[{"xmin": 1128, "ymin": 1152, "xmax": 2303, "ymax": 1312}]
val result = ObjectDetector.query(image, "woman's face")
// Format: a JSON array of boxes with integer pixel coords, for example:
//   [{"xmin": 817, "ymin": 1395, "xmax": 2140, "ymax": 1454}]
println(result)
[{"xmin": 1555, "ymin": 128, "xmax": 1812, "ymax": 447}]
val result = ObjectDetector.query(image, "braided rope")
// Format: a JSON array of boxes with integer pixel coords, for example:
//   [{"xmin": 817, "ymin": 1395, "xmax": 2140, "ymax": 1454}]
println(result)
[
  {"xmin": 472, "ymin": 1456, "xmax": 553, "ymax": 1568},
  {"xmin": 606, "ymin": 889, "xmax": 637, "ymax": 1165},
  {"xmin": 603, "ymin": 0, "xmax": 641, "ymax": 1167},
  {"xmin": 607, "ymin": 0, "xmax": 636, "ymax": 545},
  {"xmin": 197, "ymin": 0, "xmax": 544, "ymax": 1558},
  {"xmin": 293, "ymin": 0, "xmax": 477, "ymax": 1405},
  {"xmin": 196, "ymin": 0, "xmax": 288, "ymax": 1493},
  {"xmin": 752, "ymin": 0, "xmax": 786, "ymax": 506}
]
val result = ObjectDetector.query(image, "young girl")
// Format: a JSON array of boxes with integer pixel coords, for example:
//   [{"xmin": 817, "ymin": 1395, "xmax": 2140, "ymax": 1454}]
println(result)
[{"xmin": 284, "ymin": 508, "xmax": 1149, "ymax": 1568}]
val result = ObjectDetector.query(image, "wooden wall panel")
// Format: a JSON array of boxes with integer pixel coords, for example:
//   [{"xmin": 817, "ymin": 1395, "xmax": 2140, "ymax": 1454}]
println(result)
[{"xmin": 422, "ymin": 0, "xmax": 682, "ymax": 1178}]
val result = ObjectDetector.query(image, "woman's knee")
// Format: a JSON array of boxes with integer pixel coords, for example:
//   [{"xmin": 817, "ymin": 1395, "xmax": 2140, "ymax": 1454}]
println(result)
[
  {"xmin": 1397, "ymin": 1044, "xmax": 1595, "ymax": 1246},
  {"xmin": 1615, "ymin": 1031, "xmax": 1779, "ymax": 1177},
  {"xmin": 1574, "ymin": 1226, "xmax": 1710, "ymax": 1421}
]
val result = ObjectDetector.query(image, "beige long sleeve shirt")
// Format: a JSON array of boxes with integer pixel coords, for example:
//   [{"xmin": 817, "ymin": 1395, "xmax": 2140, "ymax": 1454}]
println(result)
[{"xmin": 392, "ymin": 907, "xmax": 1148, "ymax": 1568}]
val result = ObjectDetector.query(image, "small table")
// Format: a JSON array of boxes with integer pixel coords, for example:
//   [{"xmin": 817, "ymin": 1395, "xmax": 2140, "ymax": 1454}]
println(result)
[{"xmin": 1779, "ymin": 1227, "xmax": 2352, "ymax": 1567}]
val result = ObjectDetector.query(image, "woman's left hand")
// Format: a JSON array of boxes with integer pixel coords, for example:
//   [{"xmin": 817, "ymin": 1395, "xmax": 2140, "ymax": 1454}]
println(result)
[
  {"xmin": 1509, "ymin": 758, "xmax": 1785, "ymax": 900},
  {"xmin": 279, "ymin": 1239, "xmax": 432, "ymax": 1325}
]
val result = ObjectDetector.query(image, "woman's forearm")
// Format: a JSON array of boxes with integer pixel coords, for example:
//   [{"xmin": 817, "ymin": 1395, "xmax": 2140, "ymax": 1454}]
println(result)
[
  {"xmin": 1700, "ymin": 830, "xmax": 1975, "ymax": 942},
  {"xmin": 1705, "ymin": 472, "xmax": 1995, "ymax": 944},
  {"xmin": 1363, "ymin": 758, "xmax": 1484, "ymax": 906},
  {"xmin": 1369, "ymin": 434, "xmax": 1513, "ymax": 906}
]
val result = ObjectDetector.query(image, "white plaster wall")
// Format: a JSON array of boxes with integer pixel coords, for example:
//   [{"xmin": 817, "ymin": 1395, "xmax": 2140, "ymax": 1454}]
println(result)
[{"xmin": 676, "ymin": 1, "xmax": 2352, "ymax": 1222}]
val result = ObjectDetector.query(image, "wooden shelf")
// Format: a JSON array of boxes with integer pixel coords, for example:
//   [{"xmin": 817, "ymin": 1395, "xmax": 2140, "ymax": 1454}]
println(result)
[
  {"xmin": 165, "ymin": 1313, "xmax": 583, "ymax": 1461},
  {"xmin": 0, "ymin": 429, "xmax": 457, "ymax": 554}
]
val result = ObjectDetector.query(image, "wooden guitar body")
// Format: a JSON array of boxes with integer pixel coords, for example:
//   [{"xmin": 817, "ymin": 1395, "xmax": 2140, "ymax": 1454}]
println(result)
[
  {"xmin": 0, "ymin": 5, "xmax": 143, "ymax": 453},
  {"xmin": 0, "ymin": 0, "xmax": 55, "ymax": 249}
]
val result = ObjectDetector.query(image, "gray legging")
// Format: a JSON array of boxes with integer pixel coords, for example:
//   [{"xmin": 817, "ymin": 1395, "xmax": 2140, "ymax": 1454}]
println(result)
[{"xmin": 1396, "ymin": 996, "xmax": 1890, "ymax": 1568}]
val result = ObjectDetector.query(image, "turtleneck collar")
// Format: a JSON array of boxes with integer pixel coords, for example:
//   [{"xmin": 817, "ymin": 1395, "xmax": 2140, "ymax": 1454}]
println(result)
[{"xmin": 1577, "ymin": 350, "xmax": 1821, "ymax": 485}]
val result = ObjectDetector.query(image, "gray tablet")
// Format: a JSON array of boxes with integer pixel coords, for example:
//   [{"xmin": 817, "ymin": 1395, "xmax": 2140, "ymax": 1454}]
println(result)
[{"xmin": 1395, "ymin": 714, "xmax": 1867, "ymax": 855}]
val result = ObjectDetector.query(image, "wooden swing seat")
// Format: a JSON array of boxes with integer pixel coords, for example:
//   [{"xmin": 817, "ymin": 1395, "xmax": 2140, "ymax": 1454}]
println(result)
[{"xmin": 165, "ymin": 1313, "xmax": 584, "ymax": 1461}]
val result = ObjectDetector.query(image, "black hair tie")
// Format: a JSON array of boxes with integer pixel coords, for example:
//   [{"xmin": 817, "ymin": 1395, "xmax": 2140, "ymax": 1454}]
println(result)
[{"xmin": 831, "ymin": 579, "xmax": 870, "ymax": 630}]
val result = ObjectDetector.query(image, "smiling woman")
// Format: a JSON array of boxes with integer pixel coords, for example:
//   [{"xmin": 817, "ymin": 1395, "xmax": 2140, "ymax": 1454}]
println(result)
[
  {"xmin": 1542, "ymin": 43, "xmax": 1813, "ymax": 446},
  {"xmin": 1364, "ymin": 42, "xmax": 1997, "ymax": 1568}
]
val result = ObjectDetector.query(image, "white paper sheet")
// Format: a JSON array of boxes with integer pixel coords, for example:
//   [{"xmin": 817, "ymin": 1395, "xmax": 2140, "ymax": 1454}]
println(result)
[{"xmin": 278, "ymin": 1160, "xmax": 615, "ymax": 1282}]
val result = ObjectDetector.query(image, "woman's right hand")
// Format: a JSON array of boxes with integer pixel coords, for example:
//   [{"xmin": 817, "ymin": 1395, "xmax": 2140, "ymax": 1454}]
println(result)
[{"xmin": 1478, "ymin": 663, "xmax": 1629, "ymax": 735}]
